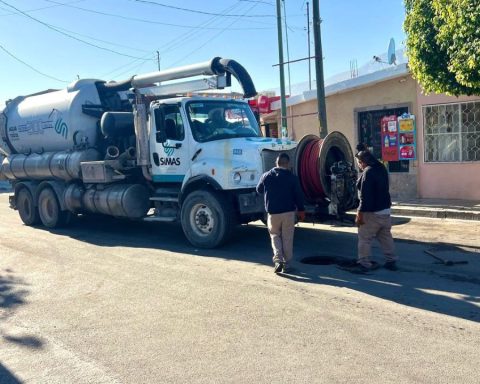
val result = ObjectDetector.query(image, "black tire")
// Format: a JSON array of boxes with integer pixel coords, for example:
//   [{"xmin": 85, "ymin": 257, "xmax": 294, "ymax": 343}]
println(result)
[
  {"xmin": 38, "ymin": 188, "xmax": 70, "ymax": 228},
  {"xmin": 180, "ymin": 190, "xmax": 235, "ymax": 248},
  {"xmin": 16, "ymin": 188, "xmax": 40, "ymax": 226}
]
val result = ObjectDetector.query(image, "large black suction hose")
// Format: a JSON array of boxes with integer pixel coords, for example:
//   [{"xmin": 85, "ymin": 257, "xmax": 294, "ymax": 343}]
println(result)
[{"xmin": 211, "ymin": 58, "xmax": 257, "ymax": 98}]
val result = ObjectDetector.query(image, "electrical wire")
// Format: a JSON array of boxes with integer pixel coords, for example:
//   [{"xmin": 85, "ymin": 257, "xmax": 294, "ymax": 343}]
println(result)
[
  {"xmin": 156, "ymin": 1, "xmax": 244, "ymax": 55},
  {"xmin": 0, "ymin": 43, "xmax": 69, "ymax": 83},
  {"xmin": 106, "ymin": 54, "xmax": 154, "ymax": 79},
  {"xmin": 101, "ymin": 1, "xmax": 245, "ymax": 79},
  {"xmin": 131, "ymin": 0, "xmax": 275, "ymax": 17},
  {"xmin": 0, "ymin": 0, "xmax": 150, "ymax": 60},
  {"xmin": 168, "ymin": 2, "xmax": 260, "ymax": 67},
  {"xmin": 53, "ymin": 25, "xmax": 150, "ymax": 53},
  {"xmin": 2, "ymin": 6, "xmax": 150, "ymax": 54},
  {"xmin": 44, "ymin": 0, "xmax": 273, "ymax": 30},
  {"xmin": 239, "ymin": 0, "xmax": 275, "ymax": 5},
  {"xmin": 0, "ymin": 0, "xmax": 85, "ymax": 17}
]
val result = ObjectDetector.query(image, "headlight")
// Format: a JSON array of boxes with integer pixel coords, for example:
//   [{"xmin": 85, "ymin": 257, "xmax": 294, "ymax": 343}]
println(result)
[{"xmin": 233, "ymin": 172, "xmax": 242, "ymax": 184}]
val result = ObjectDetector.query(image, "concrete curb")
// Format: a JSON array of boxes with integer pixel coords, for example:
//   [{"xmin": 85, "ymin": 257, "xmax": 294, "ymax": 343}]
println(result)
[{"xmin": 391, "ymin": 206, "xmax": 480, "ymax": 221}]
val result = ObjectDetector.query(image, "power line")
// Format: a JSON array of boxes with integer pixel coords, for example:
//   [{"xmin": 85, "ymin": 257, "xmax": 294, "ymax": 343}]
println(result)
[
  {"xmin": 156, "ymin": 1, "xmax": 244, "ymax": 55},
  {"xmin": 44, "ymin": 0, "xmax": 274, "ymax": 30},
  {"xmin": 52, "ymin": 24, "xmax": 150, "ymax": 53},
  {"xmin": 131, "ymin": 0, "xmax": 275, "ymax": 17},
  {"xmin": 169, "ymin": 2, "xmax": 260, "ymax": 67},
  {"xmin": 102, "ymin": 1, "xmax": 246, "ymax": 79},
  {"xmin": 0, "ymin": 0, "xmax": 150, "ymax": 60},
  {"xmin": 106, "ymin": 1, "xmax": 246, "ymax": 78},
  {"xmin": 102, "ymin": 53, "xmax": 154, "ymax": 79},
  {"xmin": 0, "ymin": 43, "xmax": 69, "ymax": 83},
  {"xmin": 0, "ymin": 0, "xmax": 85, "ymax": 17},
  {"xmin": 239, "ymin": 0, "xmax": 275, "ymax": 5},
  {"xmin": 2, "ymin": 4, "xmax": 150, "ymax": 54}
]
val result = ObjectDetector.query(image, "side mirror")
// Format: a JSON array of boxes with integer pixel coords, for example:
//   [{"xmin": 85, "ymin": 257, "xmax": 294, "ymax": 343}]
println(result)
[{"xmin": 154, "ymin": 108, "xmax": 167, "ymax": 143}]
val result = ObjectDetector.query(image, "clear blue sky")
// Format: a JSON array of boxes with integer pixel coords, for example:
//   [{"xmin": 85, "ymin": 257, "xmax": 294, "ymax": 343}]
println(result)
[{"xmin": 0, "ymin": 0, "xmax": 407, "ymax": 102}]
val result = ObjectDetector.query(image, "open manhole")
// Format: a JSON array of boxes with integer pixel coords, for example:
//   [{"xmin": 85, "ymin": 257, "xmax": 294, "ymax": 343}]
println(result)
[{"xmin": 300, "ymin": 255, "xmax": 353, "ymax": 266}]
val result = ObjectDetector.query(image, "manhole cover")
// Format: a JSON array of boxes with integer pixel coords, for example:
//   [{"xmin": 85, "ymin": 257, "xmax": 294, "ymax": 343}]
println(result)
[{"xmin": 301, "ymin": 255, "xmax": 353, "ymax": 266}]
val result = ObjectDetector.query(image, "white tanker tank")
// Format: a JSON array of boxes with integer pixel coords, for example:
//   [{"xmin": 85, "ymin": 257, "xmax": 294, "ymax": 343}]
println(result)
[{"xmin": 0, "ymin": 79, "xmax": 105, "ymax": 156}]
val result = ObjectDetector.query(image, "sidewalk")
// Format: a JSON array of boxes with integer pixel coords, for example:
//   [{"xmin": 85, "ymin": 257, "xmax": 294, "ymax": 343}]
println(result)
[{"xmin": 392, "ymin": 198, "xmax": 480, "ymax": 221}]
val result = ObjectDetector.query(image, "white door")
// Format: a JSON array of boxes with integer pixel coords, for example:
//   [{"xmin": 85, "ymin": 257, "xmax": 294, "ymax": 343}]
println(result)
[{"xmin": 150, "ymin": 104, "xmax": 190, "ymax": 183}]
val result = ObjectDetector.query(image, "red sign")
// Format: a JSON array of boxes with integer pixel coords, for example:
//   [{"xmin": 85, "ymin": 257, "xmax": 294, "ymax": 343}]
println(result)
[
  {"xmin": 381, "ymin": 115, "xmax": 399, "ymax": 161},
  {"xmin": 254, "ymin": 95, "xmax": 281, "ymax": 113},
  {"xmin": 400, "ymin": 145, "xmax": 415, "ymax": 159}
]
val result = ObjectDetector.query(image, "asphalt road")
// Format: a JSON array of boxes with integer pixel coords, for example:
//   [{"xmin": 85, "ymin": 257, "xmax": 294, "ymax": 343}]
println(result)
[{"xmin": 1, "ymin": 192, "xmax": 479, "ymax": 384}]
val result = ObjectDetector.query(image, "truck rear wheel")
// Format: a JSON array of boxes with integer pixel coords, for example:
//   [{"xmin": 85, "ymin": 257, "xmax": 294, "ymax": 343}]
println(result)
[
  {"xmin": 181, "ymin": 190, "xmax": 235, "ymax": 248},
  {"xmin": 17, "ymin": 188, "xmax": 40, "ymax": 226},
  {"xmin": 38, "ymin": 188, "xmax": 70, "ymax": 228}
]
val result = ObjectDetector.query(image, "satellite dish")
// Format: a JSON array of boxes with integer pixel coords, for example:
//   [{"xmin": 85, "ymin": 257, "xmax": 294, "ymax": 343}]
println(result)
[{"xmin": 387, "ymin": 38, "xmax": 396, "ymax": 65}]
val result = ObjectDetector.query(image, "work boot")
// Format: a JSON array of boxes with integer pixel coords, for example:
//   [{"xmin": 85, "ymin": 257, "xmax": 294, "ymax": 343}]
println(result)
[
  {"xmin": 339, "ymin": 263, "xmax": 371, "ymax": 274},
  {"xmin": 384, "ymin": 261, "xmax": 398, "ymax": 271},
  {"xmin": 274, "ymin": 262, "xmax": 284, "ymax": 274},
  {"xmin": 282, "ymin": 263, "xmax": 292, "ymax": 273}
]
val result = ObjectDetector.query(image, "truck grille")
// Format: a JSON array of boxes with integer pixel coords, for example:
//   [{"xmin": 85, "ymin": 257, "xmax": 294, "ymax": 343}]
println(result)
[{"xmin": 261, "ymin": 148, "xmax": 296, "ymax": 173}]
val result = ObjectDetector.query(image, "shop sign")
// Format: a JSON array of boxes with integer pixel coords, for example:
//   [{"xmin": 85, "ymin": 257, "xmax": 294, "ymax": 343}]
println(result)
[
  {"xmin": 398, "ymin": 113, "xmax": 416, "ymax": 160},
  {"xmin": 381, "ymin": 115, "xmax": 399, "ymax": 161}
]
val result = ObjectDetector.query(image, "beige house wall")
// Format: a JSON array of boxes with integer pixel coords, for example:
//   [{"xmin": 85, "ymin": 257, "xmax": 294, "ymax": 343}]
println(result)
[{"xmin": 416, "ymin": 87, "xmax": 480, "ymax": 199}]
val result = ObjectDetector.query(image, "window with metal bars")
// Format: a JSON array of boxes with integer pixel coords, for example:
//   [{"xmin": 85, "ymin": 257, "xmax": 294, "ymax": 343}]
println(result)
[{"xmin": 423, "ymin": 101, "xmax": 480, "ymax": 162}]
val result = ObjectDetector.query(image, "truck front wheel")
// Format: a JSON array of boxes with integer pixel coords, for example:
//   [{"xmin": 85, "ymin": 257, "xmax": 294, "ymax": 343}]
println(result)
[
  {"xmin": 17, "ymin": 188, "xmax": 40, "ymax": 226},
  {"xmin": 181, "ymin": 190, "xmax": 235, "ymax": 248},
  {"xmin": 38, "ymin": 188, "xmax": 70, "ymax": 228}
]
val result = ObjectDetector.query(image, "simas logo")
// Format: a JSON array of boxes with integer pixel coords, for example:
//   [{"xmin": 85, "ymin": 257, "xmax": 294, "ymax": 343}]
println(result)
[
  {"xmin": 54, "ymin": 119, "xmax": 68, "ymax": 139},
  {"xmin": 49, "ymin": 109, "xmax": 68, "ymax": 139},
  {"xmin": 161, "ymin": 146, "xmax": 180, "ymax": 166},
  {"xmin": 164, "ymin": 146, "xmax": 175, "ymax": 156},
  {"xmin": 160, "ymin": 157, "xmax": 181, "ymax": 166}
]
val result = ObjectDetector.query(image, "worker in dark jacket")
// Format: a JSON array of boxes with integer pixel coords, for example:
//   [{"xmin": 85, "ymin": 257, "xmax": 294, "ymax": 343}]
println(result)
[
  {"xmin": 345, "ymin": 150, "xmax": 397, "ymax": 273},
  {"xmin": 256, "ymin": 153, "xmax": 305, "ymax": 274}
]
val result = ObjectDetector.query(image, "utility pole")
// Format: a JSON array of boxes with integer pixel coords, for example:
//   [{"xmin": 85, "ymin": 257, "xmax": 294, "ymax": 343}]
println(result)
[
  {"xmin": 307, "ymin": 1, "xmax": 311, "ymax": 91},
  {"xmin": 275, "ymin": 0, "xmax": 288, "ymax": 138},
  {"xmin": 312, "ymin": 0, "xmax": 327, "ymax": 138},
  {"xmin": 156, "ymin": 51, "xmax": 161, "ymax": 71}
]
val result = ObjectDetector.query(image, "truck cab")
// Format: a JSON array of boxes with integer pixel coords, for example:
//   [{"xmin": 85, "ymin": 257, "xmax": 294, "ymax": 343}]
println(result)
[{"xmin": 148, "ymin": 97, "xmax": 296, "ymax": 248}]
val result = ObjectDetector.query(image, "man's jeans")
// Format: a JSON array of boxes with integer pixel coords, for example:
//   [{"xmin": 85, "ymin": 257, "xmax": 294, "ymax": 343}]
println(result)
[
  {"xmin": 267, "ymin": 211, "xmax": 296, "ymax": 264},
  {"xmin": 358, "ymin": 212, "xmax": 397, "ymax": 268}
]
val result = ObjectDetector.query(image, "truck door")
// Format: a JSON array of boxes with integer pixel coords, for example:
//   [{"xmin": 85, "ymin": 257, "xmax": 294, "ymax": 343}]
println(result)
[{"xmin": 150, "ymin": 104, "xmax": 190, "ymax": 183}]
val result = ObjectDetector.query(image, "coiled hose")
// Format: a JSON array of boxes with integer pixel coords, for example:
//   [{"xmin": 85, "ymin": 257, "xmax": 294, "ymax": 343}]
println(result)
[{"xmin": 299, "ymin": 138, "xmax": 327, "ymax": 202}]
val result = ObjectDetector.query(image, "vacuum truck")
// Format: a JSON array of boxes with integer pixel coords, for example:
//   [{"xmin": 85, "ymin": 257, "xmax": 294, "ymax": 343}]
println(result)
[{"xmin": 0, "ymin": 57, "xmax": 357, "ymax": 248}]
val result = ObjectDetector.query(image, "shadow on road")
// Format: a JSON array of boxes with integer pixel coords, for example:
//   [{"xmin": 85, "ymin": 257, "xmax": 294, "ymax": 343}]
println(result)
[
  {"xmin": 42, "ymin": 214, "xmax": 480, "ymax": 323},
  {"xmin": 0, "ymin": 270, "xmax": 27, "ymax": 311},
  {"xmin": 0, "ymin": 270, "xmax": 44, "ymax": 350},
  {"xmin": 0, "ymin": 363, "xmax": 22, "ymax": 384}
]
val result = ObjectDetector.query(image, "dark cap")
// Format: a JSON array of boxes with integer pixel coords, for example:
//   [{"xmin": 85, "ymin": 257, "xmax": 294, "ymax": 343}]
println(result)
[{"xmin": 355, "ymin": 150, "xmax": 377, "ymax": 165}]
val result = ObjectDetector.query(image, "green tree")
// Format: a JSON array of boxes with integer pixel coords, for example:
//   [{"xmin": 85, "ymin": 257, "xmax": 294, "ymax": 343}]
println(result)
[{"xmin": 404, "ymin": 0, "xmax": 480, "ymax": 96}]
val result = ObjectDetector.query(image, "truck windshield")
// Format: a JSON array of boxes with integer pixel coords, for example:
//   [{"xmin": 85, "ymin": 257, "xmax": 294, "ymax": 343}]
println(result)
[{"xmin": 186, "ymin": 100, "xmax": 260, "ymax": 143}]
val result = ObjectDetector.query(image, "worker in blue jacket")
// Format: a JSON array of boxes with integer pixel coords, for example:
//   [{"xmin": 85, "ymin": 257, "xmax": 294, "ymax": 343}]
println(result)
[{"xmin": 256, "ymin": 153, "xmax": 305, "ymax": 274}]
